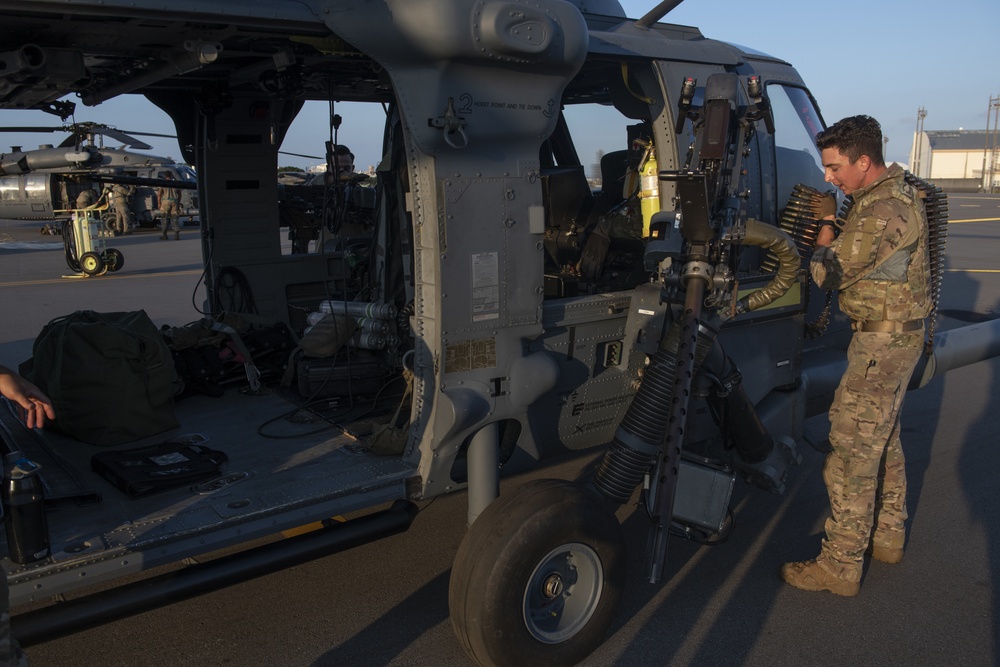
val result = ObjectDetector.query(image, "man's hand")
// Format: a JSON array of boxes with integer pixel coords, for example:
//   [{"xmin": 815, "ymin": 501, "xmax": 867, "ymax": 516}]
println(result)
[
  {"xmin": 0, "ymin": 366, "xmax": 56, "ymax": 429},
  {"xmin": 811, "ymin": 190, "xmax": 838, "ymax": 221}
]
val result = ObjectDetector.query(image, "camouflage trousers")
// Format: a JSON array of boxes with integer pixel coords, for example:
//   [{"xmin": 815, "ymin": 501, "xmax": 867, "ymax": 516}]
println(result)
[
  {"xmin": 819, "ymin": 329, "xmax": 923, "ymax": 581},
  {"xmin": 160, "ymin": 201, "xmax": 182, "ymax": 233}
]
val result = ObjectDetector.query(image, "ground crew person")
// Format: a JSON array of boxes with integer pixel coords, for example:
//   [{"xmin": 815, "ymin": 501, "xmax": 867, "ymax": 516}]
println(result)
[
  {"xmin": 781, "ymin": 115, "xmax": 932, "ymax": 596},
  {"xmin": 74, "ymin": 188, "xmax": 98, "ymax": 210},
  {"xmin": 111, "ymin": 183, "xmax": 134, "ymax": 235},
  {"xmin": 156, "ymin": 172, "xmax": 182, "ymax": 240}
]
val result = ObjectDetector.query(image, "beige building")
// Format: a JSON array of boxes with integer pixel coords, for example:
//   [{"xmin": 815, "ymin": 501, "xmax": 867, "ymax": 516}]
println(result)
[{"xmin": 909, "ymin": 129, "xmax": 998, "ymax": 192}]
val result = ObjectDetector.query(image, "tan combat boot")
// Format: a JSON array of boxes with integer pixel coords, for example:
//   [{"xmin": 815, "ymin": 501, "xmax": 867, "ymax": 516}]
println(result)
[
  {"xmin": 868, "ymin": 532, "xmax": 905, "ymax": 564},
  {"xmin": 174, "ymin": 230, "xmax": 180, "ymax": 240},
  {"xmin": 160, "ymin": 230, "xmax": 168, "ymax": 240},
  {"xmin": 869, "ymin": 546, "xmax": 904, "ymax": 563},
  {"xmin": 781, "ymin": 559, "xmax": 860, "ymax": 597}
]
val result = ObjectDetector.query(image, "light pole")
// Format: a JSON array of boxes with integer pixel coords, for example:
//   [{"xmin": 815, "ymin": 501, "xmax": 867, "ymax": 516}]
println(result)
[
  {"xmin": 982, "ymin": 95, "xmax": 1000, "ymax": 193},
  {"xmin": 913, "ymin": 106, "xmax": 927, "ymax": 178}
]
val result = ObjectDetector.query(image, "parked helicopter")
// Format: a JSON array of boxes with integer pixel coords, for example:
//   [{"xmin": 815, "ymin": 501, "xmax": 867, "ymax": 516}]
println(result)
[
  {"xmin": 0, "ymin": 1, "xmax": 997, "ymax": 666},
  {"xmin": 0, "ymin": 122, "xmax": 198, "ymax": 231}
]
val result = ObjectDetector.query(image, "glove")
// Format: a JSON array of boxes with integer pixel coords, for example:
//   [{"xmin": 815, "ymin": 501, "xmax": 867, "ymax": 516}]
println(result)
[{"xmin": 811, "ymin": 190, "xmax": 838, "ymax": 220}]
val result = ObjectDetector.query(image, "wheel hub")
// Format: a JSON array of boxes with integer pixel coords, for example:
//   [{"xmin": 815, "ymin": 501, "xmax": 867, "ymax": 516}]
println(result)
[
  {"xmin": 542, "ymin": 573, "xmax": 564, "ymax": 599},
  {"xmin": 523, "ymin": 542, "xmax": 603, "ymax": 644}
]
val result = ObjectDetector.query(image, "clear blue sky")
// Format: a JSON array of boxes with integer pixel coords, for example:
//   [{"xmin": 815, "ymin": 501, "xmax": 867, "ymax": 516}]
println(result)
[{"xmin": 1, "ymin": 0, "xmax": 996, "ymax": 170}]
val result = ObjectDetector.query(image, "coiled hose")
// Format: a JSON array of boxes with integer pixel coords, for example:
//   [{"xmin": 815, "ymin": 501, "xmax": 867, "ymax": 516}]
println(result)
[{"xmin": 737, "ymin": 218, "xmax": 800, "ymax": 313}]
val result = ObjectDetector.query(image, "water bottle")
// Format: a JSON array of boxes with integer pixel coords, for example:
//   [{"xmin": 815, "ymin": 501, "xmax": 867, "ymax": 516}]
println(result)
[{"xmin": 2, "ymin": 452, "xmax": 50, "ymax": 564}]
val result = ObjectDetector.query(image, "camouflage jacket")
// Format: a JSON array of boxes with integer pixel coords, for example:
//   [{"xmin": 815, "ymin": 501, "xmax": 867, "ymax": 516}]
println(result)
[{"xmin": 810, "ymin": 164, "xmax": 932, "ymax": 322}]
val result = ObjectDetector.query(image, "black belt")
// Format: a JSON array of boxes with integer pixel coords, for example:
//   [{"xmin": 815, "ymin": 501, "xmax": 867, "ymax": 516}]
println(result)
[{"xmin": 853, "ymin": 319, "xmax": 923, "ymax": 333}]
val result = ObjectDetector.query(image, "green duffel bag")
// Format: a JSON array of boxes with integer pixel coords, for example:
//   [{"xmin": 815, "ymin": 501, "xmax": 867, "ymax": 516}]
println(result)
[{"xmin": 20, "ymin": 310, "xmax": 179, "ymax": 446}]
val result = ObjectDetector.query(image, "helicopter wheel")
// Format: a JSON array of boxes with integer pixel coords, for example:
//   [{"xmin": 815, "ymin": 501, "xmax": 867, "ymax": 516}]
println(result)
[
  {"xmin": 449, "ymin": 479, "xmax": 626, "ymax": 667},
  {"xmin": 101, "ymin": 212, "xmax": 119, "ymax": 236},
  {"xmin": 79, "ymin": 251, "xmax": 105, "ymax": 276},
  {"xmin": 104, "ymin": 248, "xmax": 125, "ymax": 272}
]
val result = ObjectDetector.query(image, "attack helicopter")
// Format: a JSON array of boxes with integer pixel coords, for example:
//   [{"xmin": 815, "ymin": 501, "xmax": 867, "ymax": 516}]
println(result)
[
  {"xmin": 0, "ymin": 1, "xmax": 997, "ymax": 666},
  {"xmin": 0, "ymin": 121, "xmax": 198, "ymax": 231}
]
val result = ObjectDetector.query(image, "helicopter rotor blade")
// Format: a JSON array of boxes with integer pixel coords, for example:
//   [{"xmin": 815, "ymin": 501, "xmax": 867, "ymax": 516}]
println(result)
[
  {"xmin": 0, "ymin": 123, "xmax": 176, "ymax": 150},
  {"xmin": 279, "ymin": 150, "xmax": 324, "ymax": 160},
  {"xmin": 0, "ymin": 126, "xmax": 67, "ymax": 133},
  {"xmin": 94, "ymin": 127, "xmax": 152, "ymax": 150}
]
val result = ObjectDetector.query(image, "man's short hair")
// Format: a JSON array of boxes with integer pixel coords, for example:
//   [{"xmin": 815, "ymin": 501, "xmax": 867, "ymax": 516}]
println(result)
[
  {"xmin": 816, "ymin": 115, "xmax": 885, "ymax": 167},
  {"xmin": 332, "ymin": 144, "xmax": 354, "ymax": 161}
]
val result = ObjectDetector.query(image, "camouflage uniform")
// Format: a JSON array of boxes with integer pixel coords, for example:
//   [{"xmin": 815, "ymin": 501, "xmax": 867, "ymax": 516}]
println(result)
[
  {"xmin": 156, "ymin": 181, "xmax": 182, "ymax": 239},
  {"xmin": 111, "ymin": 183, "xmax": 134, "ymax": 235},
  {"xmin": 808, "ymin": 163, "xmax": 932, "ymax": 583}
]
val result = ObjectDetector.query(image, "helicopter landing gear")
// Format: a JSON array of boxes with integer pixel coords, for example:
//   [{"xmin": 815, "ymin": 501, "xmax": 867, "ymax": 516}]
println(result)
[{"xmin": 449, "ymin": 479, "xmax": 626, "ymax": 667}]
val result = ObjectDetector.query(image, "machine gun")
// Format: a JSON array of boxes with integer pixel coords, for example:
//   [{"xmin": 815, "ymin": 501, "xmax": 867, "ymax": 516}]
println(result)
[{"xmin": 593, "ymin": 72, "xmax": 801, "ymax": 583}]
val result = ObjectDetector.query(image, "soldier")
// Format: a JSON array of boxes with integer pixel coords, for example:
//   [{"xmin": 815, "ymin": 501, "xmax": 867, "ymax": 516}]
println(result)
[
  {"xmin": 110, "ymin": 183, "xmax": 134, "ymax": 235},
  {"xmin": 782, "ymin": 115, "xmax": 932, "ymax": 596},
  {"xmin": 74, "ymin": 188, "xmax": 98, "ymax": 210},
  {"xmin": 156, "ymin": 172, "xmax": 182, "ymax": 240}
]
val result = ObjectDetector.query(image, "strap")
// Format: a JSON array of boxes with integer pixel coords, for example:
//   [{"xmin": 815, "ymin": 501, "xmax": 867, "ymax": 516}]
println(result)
[{"xmin": 853, "ymin": 319, "xmax": 923, "ymax": 333}]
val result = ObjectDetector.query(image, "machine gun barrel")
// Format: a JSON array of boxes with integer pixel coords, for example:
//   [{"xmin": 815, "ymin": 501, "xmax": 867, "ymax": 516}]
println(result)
[{"xmin": 645, "ymin": 277, "xmax": 706, "ymax": 584}]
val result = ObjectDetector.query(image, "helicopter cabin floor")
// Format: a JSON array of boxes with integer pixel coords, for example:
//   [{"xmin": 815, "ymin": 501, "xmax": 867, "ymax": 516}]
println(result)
[{"xmin": 0, "ymin": 385, "xmax": 415, "ymax": 608}]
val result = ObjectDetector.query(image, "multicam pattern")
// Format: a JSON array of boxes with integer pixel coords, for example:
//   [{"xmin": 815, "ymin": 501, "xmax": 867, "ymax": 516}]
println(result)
[
  {"xmin": 810, "ymin": 164, "xmax": 932, "ymax": 323},
  {"xmin": 807, "ymin": 164, "xmax": 932, "ymax": 582},
  {"xmin": 819, "ymin": 329, "xmax": 923, "ymax": 581}
]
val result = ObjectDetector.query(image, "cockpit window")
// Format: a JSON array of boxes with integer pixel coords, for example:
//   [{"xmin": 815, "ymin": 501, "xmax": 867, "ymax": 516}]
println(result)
[
  {"xmin": 0, "ymin": 176, "xmax": 18, "ymax": 201},
  {"xmin": 176, "ymin": 165, "xmax": 197, "ymax": 182},
  {"xmin": 24, "ymin": 174, "xmax": 47, "ymax": 199},
  {"xmin": 767, "ymin": 85, "xmax": 826, "ymax": 207}
]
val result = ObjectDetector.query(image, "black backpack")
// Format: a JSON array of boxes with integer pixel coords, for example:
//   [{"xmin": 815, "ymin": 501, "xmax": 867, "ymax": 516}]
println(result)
[{"xmin": 20, "ymin": 310, "xmax": 179, "ymax": 446}]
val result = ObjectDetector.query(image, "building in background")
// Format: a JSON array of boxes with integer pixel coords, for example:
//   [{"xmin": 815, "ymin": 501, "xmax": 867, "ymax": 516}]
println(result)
[{"xmin": 909, "ymin": 129, "xmax": 999, "ymax": 192}]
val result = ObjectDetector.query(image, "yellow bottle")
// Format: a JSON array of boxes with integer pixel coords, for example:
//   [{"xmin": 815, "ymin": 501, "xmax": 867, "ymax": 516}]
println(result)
[{"xmin": 639, "ymin": 146, "xmax": 658, "ymax": 237}]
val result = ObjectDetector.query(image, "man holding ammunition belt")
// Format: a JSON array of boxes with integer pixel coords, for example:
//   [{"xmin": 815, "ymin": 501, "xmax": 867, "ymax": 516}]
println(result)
[{"xmin": 782, "ymin": 115, "xmax": 932, "ymax": 596}]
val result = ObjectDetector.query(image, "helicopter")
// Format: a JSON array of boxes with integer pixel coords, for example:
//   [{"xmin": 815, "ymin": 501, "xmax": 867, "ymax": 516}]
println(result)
[
  {"xmin": 0, "ymin": 1, "xmax": 997, "ymax": 666},
  {"xmin": 0, "ymin": 121, "xmax": 198, "ymax": 231}
]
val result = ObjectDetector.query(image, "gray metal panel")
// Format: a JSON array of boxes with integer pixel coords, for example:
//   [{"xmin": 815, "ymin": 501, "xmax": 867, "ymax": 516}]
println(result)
[
  {"xmin": 439, "ymin": 177, "xmax": 543, "ymax": 337},
  {"xmin": 587, "ymin": 24, "xmax": 739, "ymax": 65},
  {"xmin": 529, "ymin": 288, "xmax": 665, "ymax": 450}
]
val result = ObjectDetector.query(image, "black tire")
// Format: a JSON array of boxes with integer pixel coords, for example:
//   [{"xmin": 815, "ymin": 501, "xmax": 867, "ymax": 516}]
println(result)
[
  {"xmin": 101, "ymin": 211, "xmax": 120, "ymax": 235},
  {"xmin": 104, "ymin": 248, "xmax": 125, "ymax": 272},
  {"xmin": 449, "ymin": 479, "xmax": 626, "ymax": 667},
  {"xmin": 79, "ymin": 251, "xmax": 105, "ymax": 276}
]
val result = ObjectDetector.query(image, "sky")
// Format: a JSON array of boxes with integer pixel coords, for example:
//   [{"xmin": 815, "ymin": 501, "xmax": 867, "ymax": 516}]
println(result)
[{"xmin": 1, "ymin": 0, "xmax": 996, "ymax": 171}]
